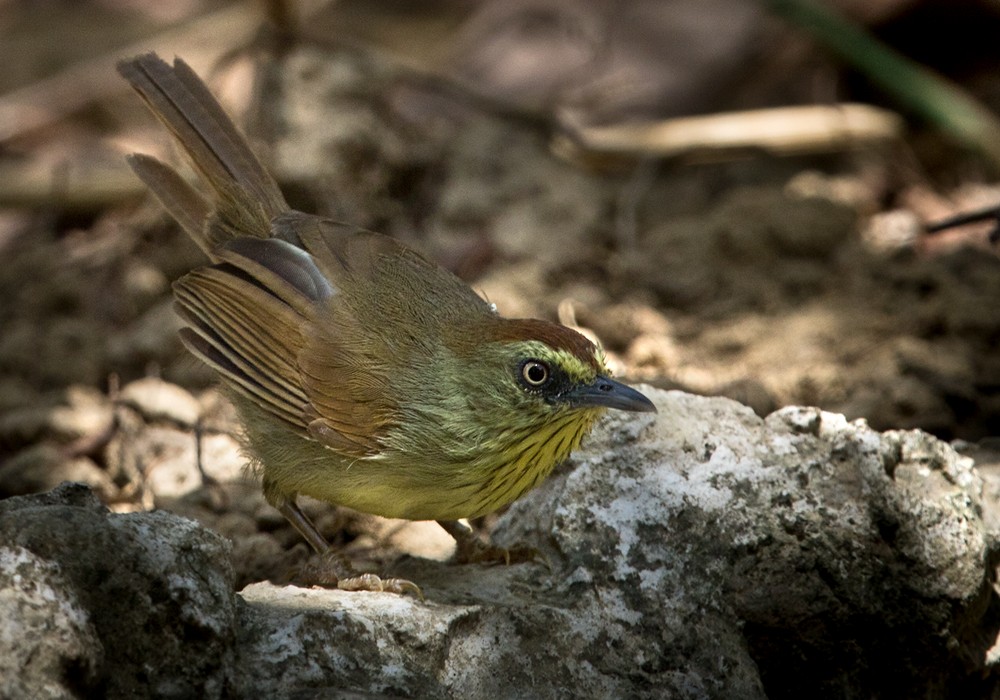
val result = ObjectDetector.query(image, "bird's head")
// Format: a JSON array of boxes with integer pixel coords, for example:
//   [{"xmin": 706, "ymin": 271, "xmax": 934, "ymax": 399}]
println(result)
[
  {"xmin": 448, "ymin": 318, "xmax": 656, "ymax": 436},
  {"xmin": 426, "ymin": 317, "xmax": 655, "ymax": 515},
  {"xmin": 494, "ymin": 319, "xmax": 655, "ymax": 415}
]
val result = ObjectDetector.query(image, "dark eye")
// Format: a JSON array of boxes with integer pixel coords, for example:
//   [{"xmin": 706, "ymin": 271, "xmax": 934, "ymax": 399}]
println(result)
[{"xmin": 520, "ymin": 360, "xmax": 550, "ymax": 387}]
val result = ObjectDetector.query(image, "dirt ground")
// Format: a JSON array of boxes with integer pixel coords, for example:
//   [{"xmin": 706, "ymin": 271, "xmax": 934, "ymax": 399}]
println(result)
[{"xmin": 2, "ymin": 0, "xmax": 1000, "ymax": 586}]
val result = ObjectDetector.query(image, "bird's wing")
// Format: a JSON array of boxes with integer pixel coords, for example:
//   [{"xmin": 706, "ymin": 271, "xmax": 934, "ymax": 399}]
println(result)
[
  {"xmin": 277, "ymin": 213, "xmax": 494, "ymax": 458},
  {"xmin": 172, "ymin": 235, "xmax": 328, "ymax": 435},
  {"xmin": 262, "ymin": 213, "xmax": 404, "ymax": 457}
]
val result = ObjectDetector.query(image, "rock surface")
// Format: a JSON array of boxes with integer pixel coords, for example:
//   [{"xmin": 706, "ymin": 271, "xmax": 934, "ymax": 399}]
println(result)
[
  {"xmin": 0, "ymin": 483, "xmax": 236, "ymax": 699},
  {"xmin": 0, "ymin": 389, "xmax": 997, "ymax": 698}
]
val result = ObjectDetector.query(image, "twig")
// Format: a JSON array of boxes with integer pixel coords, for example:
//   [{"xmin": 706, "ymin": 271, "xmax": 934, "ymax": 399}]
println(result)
[
  {"xmin": 0, "ymin": 159, "xmax": 143, "ymax": 209},
  {"xmin": 555, "ymin": 103, "xmax": 903, "ymax": 163}
]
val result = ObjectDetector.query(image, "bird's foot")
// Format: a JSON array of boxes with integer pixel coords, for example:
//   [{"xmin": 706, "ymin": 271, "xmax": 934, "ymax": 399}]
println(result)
[
  {"xmin": 437, "ymin": 519, "xmax": 550, "ymax": 568},
  {"xmin": 453, "ymin": 537, "xmax": 544, "ymax": 567},
  {"xmin": 295, "ymin": 551, "xmax": 423, "ymax": 599},
  {"xmin": 337, "ymin": 572, "xmax": 423, "ymax": 598}
]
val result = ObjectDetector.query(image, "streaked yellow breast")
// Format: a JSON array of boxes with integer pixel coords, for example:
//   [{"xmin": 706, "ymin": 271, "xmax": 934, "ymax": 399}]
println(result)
[{"xmin": 461, "ymin": 408, "xmax": 604, "ymax": 518}]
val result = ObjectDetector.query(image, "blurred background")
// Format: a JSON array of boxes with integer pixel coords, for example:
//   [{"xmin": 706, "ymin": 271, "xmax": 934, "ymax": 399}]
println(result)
[{"xmin": 2, "ymin": 0, "xmax": 1000, "ymax": 581}]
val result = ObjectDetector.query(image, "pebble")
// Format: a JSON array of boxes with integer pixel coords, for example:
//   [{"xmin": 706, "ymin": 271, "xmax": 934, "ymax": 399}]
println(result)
[
  {"xmin": 0, "ymin": 443, "xmax": 116, "ymax": 500},
  {"xmin": 118, "ymin": 377, "xmax": 201, "ymax": 427}
]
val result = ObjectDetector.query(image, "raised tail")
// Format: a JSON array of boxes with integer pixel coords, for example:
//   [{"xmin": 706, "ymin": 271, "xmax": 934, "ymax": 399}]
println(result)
[{"xmin": 118, "ymin": 53, "xmax": 287, "ymax": 256}]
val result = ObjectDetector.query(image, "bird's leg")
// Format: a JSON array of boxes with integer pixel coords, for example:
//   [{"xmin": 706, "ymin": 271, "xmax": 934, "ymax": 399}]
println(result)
[
  {"xmin": 437, "ymin": 519, "xmax": 542, "ymax": 566},
  {"xmin": 277, "ymin": 498, "xmax": 422, "ymax": 597},
  {"xmin": 277, "ymin": 498, "xmax": 330, "ymax": 553}
]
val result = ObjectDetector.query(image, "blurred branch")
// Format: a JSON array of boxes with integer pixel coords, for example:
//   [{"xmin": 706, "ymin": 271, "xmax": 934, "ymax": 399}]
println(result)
[
  {"xmin": 555, "ymin": 103, "xmax": 902, "ymax": 165},
  {"xmin": 769, "ymin": 0, "xmax": 1000, "ymax": 169},
  {"xmin": 926, "ymin": 204, "xmax": 1000, "ymax": 243},
  {"xmin": 0, "ymin": 3, "xmax": 264, "ymax": 143},
  {"xmin": 0, "ymin": 159, "xmax": 142, "ymax": 211}
]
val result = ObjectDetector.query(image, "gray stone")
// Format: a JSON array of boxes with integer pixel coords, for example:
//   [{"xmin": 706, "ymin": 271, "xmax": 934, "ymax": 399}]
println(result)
[
  {"xmin": 2, "ymin": 390, "xmax": 996, "ymax": 698},
  {"xmin": 496, "ymin": 393, "xmax": 993, "ymax": 697},
  {"xmin": 229, "ymin": 390, "xmax": 995, "ymax": 698},
  {"xmin": 0, "ymin": 545, "xmax": 103, "ymax": 700},
  {"xmin": 0, "ymin": 482, "xmax": 236, "ymax": 699}
]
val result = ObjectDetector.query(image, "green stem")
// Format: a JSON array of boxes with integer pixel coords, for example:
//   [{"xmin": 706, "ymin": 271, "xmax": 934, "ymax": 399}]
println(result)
[{"xmin": 769, "ymin": 0, "xmax": 1000, "ymax": 169}]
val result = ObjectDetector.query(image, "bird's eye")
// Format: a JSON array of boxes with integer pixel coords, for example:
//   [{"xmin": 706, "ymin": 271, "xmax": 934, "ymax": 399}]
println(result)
[{"xmin": 520, "ymin": 360, "xmax": 550, "ymax": 387}]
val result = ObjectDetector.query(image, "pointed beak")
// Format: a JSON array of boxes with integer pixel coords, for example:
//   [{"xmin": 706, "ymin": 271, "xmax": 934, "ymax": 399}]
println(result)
[{"xmin": 563, "ymin": 376, "xmax": 657, "ymax": 413}]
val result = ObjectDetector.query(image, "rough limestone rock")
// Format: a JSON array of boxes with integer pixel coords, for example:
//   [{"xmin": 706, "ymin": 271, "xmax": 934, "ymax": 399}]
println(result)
[
  {"xmin": 0, "ymin": 544, "xmax": 102, "ymax": 700},
  {"xmin": 1, "ymin": 390, "xmax": 996, "ymax": 698},
  {"xmin": 0, "ymin": 483, "xmax": 236, "ymax": 699},
  {"xmin": 496, "ymin": 394, "xmax": 997, "ymax": 698},
  {"xmin": 231, "ymin": 390, "xmax": 996, "ymax": 698}
]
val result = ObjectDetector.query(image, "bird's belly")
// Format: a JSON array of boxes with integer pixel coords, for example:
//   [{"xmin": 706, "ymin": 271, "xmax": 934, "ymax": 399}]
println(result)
[
  {"xmin": 254, "ymin": 430, "xmax": 483, "ymax": 520},
  {"xmin": 248, "ymin": 403, "xmax": 598, "ymax": 521},
  {"xmin": 296, "ymin": 459, "xmax": 489, "ymax": 521}
]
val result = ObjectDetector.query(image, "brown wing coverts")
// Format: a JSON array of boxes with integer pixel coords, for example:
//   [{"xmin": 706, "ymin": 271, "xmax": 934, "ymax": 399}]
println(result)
[{"xmin": 173, "ymin": 238, "xmax": 327, "ymax": 432}]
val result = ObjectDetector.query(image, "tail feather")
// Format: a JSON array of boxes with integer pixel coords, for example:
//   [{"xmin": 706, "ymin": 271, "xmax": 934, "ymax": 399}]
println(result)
[
  {"xmin": 118, "ymin": 53, "xmax": 287, "ymax": 248},
  {"xmin": 121, "ymin": 52, "xmax": 334, "ymax": 435},
  {"xmin": 127, "ymin": 153, "xmax": 214, "ymax": 257}
]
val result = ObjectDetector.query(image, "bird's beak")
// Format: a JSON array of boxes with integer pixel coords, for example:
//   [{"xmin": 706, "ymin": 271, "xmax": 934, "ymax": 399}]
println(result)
[{"xmin": 564, "ymin": 376, "xmax": 657, "ymax": 413}]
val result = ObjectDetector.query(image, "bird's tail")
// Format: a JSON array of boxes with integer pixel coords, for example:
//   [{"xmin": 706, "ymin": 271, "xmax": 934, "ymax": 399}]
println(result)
[{"xmin": 118, "ymin": 53, "xmax": 287, "ymax": 258}]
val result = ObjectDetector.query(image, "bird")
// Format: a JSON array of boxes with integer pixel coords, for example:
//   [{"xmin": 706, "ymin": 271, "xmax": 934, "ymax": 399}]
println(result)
[{"xmin": 118, "ymin": 52, "xmax": 656, "ymax": 595}]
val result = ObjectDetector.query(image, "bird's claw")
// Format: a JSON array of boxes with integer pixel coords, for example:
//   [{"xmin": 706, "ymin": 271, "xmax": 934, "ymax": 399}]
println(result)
[
  {"xmin": 294, "ymin": 553, "xmax": 423, "ymax": 598},
  {"xmin": 454, "ymin": 539, "xmax": 549, "ymax": 569},
  {"xmin": 337, "ymin": 573, "xmax": 424, "ymax": 599}
]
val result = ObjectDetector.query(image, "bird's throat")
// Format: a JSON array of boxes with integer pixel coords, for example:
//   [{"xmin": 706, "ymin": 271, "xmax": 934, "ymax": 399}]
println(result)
[{"xmin": 466, "ymin": 408, "xmax": 604, "ymax": 517}]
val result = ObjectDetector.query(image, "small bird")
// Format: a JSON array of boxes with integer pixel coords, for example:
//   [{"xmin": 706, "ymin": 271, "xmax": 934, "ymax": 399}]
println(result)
[{"xmin": 119, "ymin": 53, "xmax": 656, "ymax": 595}]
